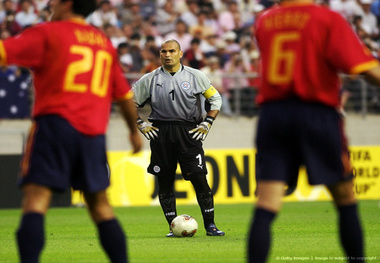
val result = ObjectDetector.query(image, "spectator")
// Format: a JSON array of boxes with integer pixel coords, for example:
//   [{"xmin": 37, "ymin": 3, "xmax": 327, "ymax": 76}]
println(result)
[
  {"xmin": 2, "ymin": 0, "xmax": 14, "ymax": 13},
  {"xmin": 156, "ymin": 0, "xmax": 182, "ymax": 10},
  {"xmin": 0, "ymin": 0, "xmax": 15, "ymax": 23},
  {"xmin": 37, "ymin": 5, "xmax": 51, "ymax": 23},
  {"xmin": 224, "ymin": 52, "xmax": 256, "ymax": 117},
  {"xmin": 237, "ymin": 0, "xmax": 257, "ymax": 24},
  {"xmin": 189, "ymin": 11, "xmax": 215, "ymax": 39},
  {"xmin": 182, "ymin": 38, "xmax": 205, "ymax": 69},
  {"xmin": 142, "ymin": 35, "xmax": 157, "ymax": 51},
  {"xmin": 87, "ymin": 0, "xmax": 118, "ymax": 28},
  {"xmin": 120, "ymin": 23, "xmax": 135, "ymax": 41},
  {"xmin": 233, "ymin": 9, "xmax": 246, "ymax": 40},
  {"xmin": 204, "ymin": 8, "xmax": 222, "ymax": 36},
  {"xmin": 34, "ymin": 0, "xmax": 49, "ymax": 13},
  {"xmin": 15, "ymin": 0, "xmax": 37, "ymax": 28},
  {"xmin": 198, "ymin": 0, "xmax": 216, "ymax": 14},
  {"xmin": 165, "ymin": 20, "xmax": 193, "ymax": 52},
  {"xmin": 359, "ymin": 0, "xmax": 379, "ymax": 39},
  {"xmin": 353, "ymin": 15, "xmax": 370, "ymax": 39},
  {"xmin": 243, "ymin": 4, "xmax": 265, "ymax": 27},
  {"xmin": 15, "ymin": 0, "xmax": 37, "ymax": 14},
  {"xmin": 200, "ymin": 56, "xmax": 233, "ymax": 116},
  {"xmin": 223, "ymin": 31, "xmax": 240, "ymax": 54},
  {"xmin": 0, "ymin": 28, "xmax": 11, "ymax": 39},
  {"xmin": 103, "ymin": 23, "xmax": 127, "ymax": 48},
  {"xmin": 211, "ymin": 0, "xmax": 229, "ymax": 13},
  {"xmin": 371, "ymin": 0, "xmax": 380, "ymax": 19},
  {"xmin": 241, "ymin": 40, "xmax": 259, "ymax": 69},
  {"xmin": 140, "ymin": 21, "xmax": 163, "ymax": 48},
  {"xmin": 223, "ymin": 52, "xmax": 250, "ymax": 92},
  {"xmin": 118, "ymin": 2, "xmax": 143, "ymax": 30},
  {"xmin": 214, "ymin": 39, "xmax": 230, "ymax": 67},
  {"xmin": 0, "ymin": 0, "xmax": 9, "ymax": 22},
  {"xmin": 190, "ymin": 28, "xmax": 205, "ymax": 45},
  {"xmin": 200, "ymin": 34, "xmax": 219, "ymax": 57},
  {"xmin": 139, "ymin": 0, "xmax": 156, "ymax": 21},
  {"xmin": 117, "ymin": 42, "xmax": 133, "ymax": 73},
  {"xmin": 116, "ymin": 0, "xmax": 133, "ymax": 24},
  {"xmin": 329, "ymin": 0, "xmax": 363, "ymax": 22},
  {"xmin": 247, "ymin": 50, "xmax": 261, "ymax": 89},
  {"xmin": 1, "ymin": 1, "xmax": 22, "ymax": 36},
  {"xmin": 172, "ymin": 0, "xmax": 189, "ymax": 14},
  {"xmin": 156, "ymin": 1, "xmax": 178, "ymax": 36},
  {"xmin": 218, "ymin": 0, "xmax": 240, "ymax": 33},
  {"xmin": 352, "ymin": 15, "xmax": 379, "ymax": 55},
  {"xmin": 129, "ymin": 33, "xmax": 144, "ymax": 72},
  {"xmin": 140, "ymin": 46, "xmax": 161, "ymax": 74},
  {"xmin": 180, "ymin": 0, "xmax": 199, "ymax": 27}
]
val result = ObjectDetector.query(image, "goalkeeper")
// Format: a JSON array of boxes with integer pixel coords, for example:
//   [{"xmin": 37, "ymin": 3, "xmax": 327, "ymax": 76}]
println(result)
[{"xmin": 132, "ymin": 39, "xmax": 225, "ymax": 237}]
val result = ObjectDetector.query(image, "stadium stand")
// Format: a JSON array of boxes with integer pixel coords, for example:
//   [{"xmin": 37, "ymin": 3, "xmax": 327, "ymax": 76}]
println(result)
[{"xmin": 0, "ymin": 0, "xmax": 379, "ymax": 119}]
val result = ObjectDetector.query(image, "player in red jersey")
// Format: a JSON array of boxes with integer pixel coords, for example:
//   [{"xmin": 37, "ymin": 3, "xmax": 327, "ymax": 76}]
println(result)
[
  {"xmin": 0, "ymin": 1, "xmax": 142, "ymax": 262},
  {"xmin": 249, "ymin": 1, "xmax": 380, "ymax": 262}
]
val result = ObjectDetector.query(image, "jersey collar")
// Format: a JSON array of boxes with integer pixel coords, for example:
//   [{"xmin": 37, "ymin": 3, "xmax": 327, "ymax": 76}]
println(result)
[
  {"xmin": 161, "ymin": 65, "xmax": 184, "ymax": 75},
  {"xmin": 67, "ymin": 17, "xmax": 88, "ymax": 25}
]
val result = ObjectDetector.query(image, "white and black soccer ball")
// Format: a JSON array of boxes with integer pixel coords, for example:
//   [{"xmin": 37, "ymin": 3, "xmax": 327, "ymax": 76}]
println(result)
[{"xmin": 171, "ymin": 214, "xmax": 198, "ymax": 237}]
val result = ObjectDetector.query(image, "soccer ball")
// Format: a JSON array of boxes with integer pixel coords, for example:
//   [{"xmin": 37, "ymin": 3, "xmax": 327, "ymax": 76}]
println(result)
[{"xmin": 171, "ymin": 214, "xmax": 198, "ymax": 237}]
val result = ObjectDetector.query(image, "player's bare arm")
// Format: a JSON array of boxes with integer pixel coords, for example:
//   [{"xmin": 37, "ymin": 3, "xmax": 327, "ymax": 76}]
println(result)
[
  {"xmin": 117, "ymin": 96, "xmax": 142, "ymax": 153},
  {"xmin": 362, "ymin": 66, "xmax": 380, "ymax": 86}
]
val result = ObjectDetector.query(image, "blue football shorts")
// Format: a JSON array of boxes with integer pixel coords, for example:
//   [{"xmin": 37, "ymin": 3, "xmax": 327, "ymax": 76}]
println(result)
[
  {"xmin": 255, "ymin": 99, "xmax": 352, "ymax": 186},
  {"xmin": 19, "ymin": 115, "xmax": 110, "ymax": 192},
  {"xmin": 147, "ymin": 121, "xmax": 207, "ymax": 180}
]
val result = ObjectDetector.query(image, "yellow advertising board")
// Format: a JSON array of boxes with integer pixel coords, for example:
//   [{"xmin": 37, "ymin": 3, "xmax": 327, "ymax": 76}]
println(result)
[{"xmin": 72, "ymin": 146, "xmax": 380, "ymax": 206}]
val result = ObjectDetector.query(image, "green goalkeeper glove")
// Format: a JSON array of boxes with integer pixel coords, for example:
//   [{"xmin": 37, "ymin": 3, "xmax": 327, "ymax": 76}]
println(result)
[
  {"xmin": 189, "ymin": 116, "xmax": 214, "ymax": 141},
  {"xmin": 137, "ymin": 118, "xmax": 159, "ymax": 140}
]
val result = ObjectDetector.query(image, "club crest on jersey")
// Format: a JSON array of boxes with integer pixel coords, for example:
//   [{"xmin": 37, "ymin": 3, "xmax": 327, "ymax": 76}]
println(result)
[
  {"xmin": 181, "ymin": 81, "xmax": 191, "ymax": 90},
  {"xmin": 153, "ymin": 165, "xmax": 161, "ymax": 173}
]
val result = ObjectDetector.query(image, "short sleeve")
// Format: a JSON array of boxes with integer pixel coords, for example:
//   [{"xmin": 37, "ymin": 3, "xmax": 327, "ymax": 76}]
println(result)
[
  {"xmin": 1, "ymin": 25, "xmax": 46, "ymax": 68},
  {"xmin": 190, "ymin": 68, "xmax": 212, "ymax": 93},
  {"xmin": 325, "ymin": 12, "xmax": 379, "ymax": 74},
  {"xmin": 132, "ymin": 73, "xmax": 153, "ymax": 106}
]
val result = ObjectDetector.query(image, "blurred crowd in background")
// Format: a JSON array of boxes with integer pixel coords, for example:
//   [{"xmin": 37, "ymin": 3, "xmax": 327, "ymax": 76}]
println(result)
[{"xmin": 1, "ymin": 0, "xmax": 380, "ymax": 118}]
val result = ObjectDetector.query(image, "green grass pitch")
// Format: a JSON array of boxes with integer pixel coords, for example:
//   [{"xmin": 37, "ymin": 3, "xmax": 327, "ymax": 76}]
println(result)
[{"xmin": 1, "ymin": 201, "xmax": 379, "ymax": 262}]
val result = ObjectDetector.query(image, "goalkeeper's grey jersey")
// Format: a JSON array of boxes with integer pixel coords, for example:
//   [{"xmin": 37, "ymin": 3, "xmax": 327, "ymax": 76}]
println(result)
[{"xmin": 133, "ymin": 65, "xmax": 222, "ymax": 124}]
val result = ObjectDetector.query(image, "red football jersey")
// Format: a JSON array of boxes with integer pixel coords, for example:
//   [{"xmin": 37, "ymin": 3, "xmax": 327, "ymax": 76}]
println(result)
[
  {"xmin": 0, "ymin": 18, "xmax": 132, "ymax": 135},
  {"xmin": 254, "ymin": 2, "xmax": 379, "ymax": 107}
]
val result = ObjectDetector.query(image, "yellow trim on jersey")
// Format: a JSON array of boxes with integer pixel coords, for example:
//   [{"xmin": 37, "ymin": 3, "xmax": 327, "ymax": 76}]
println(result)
[
  {"xmin": 0, "ymin": 41, "xmax": 7, "ymax": 65},
  {"xmin": 68, "ymin": 17, "xmax": 88, "ymax": 25},
  {"xmin": 281, "ymin": 0, "xmax": 313, "ymax": 6},
  {"xmin": 125, "ymin": 90, "xmax": 134, "ymax": 100},
  {"xmin": 350, "ymin": 60, "xmax": 380, "ymax": 75},
  {"xmin": 115, "ymin": 90, "xmax": 134, "ymax": 102},
  {"xmin": 203, "ymin": 86, "xmax": 217, "ymax": 99}
]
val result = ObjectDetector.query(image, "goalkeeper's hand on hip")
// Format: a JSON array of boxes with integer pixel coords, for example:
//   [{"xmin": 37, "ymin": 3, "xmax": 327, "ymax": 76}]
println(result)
[
  {"xmin": 189, "ymin": 116, "xmax": 214, "ymax": 141},
  {"xmin": 137, "ymin": 119, "xmax": 159, "ymax": 140}
]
